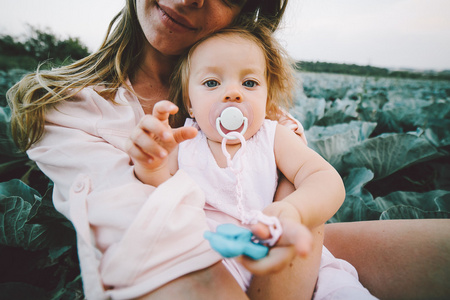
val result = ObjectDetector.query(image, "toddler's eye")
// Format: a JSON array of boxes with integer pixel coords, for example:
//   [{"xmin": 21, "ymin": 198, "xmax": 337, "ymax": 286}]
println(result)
[
  {"xmin": 243, "ymin": 80, "xmax": 257, "ymax": 88},
  {"xmin": 204, "ymin": 80, "xmax": 219, "ymax": 88}
]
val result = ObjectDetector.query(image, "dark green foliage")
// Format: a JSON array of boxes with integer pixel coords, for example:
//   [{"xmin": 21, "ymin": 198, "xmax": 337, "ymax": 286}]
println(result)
[
  {"xmin": 0, "ymin": 26, "xmax": 88, "ymax": 298},
  {"xmin": 0, "ymin": 26, "xmax": 90, "ymax": 106},
  {"xmin": 296, "ymin": 61, "xmax": 450, "ymax": 81},
  {"xmin": 292, "ymin": 72, "xmax": 450, "ymax": 222},
  {"xmin": 0, "ymin": 104, "xmax": 81, "ymax": 298},
  {"xmin": 0, "ymin": 25, "xmax": 89, "ymax": 71}
]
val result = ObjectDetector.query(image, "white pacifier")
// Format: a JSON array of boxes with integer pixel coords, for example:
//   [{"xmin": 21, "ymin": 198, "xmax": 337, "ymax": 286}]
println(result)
[{"xmin": 216, "ymin": 107, "xmax": 248, "ymax": 140}]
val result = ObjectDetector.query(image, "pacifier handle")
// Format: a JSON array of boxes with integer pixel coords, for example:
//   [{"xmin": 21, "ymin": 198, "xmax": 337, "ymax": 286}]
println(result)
[{"xmin": 216, "ymin": 107, "xmax": 248, "ymax": 140}]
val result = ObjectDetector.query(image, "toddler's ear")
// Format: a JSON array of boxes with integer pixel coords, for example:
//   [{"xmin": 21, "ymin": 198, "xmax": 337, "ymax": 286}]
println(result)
[{"xmin": 188, "ymin": 107, "xmax": 195, "ymax": 118}]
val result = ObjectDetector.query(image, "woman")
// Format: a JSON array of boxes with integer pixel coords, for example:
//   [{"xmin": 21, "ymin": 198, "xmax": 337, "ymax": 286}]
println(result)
[
  {"xmin": 7, "ymin": 0, "xmax": 449, "ymax": 299},
  {"xmin": 10, "ymin": 1, "xmax": 317, "ymax": 299}
]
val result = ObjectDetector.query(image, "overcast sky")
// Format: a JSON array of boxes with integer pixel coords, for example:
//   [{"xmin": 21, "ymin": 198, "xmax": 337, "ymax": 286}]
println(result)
[{"xmin": 1, "ymin": 0, "xmax": 450, "ymax": 71}]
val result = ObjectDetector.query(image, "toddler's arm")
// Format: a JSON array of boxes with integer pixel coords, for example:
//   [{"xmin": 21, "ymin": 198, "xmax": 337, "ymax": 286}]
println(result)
[
  {"xmin": 274, "ymin": 123, "xmax": 345, "ymax": 229},
  {"xmin": 240, "ymin": 124, "xmax": 344, "ymax": 274},
  {"xmin": 126, "ymin": 100, "xmax": 197, "ymax": 186}
]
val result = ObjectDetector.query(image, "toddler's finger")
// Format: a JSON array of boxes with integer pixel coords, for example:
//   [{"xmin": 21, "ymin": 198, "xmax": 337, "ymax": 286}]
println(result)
[
  {"xmin": 250, "ymin": 222, "xmax": 271, "ymax": 240},
  {"xmin": 152, "ymin": 100, "xmax": 179, "ymax": 123},
  {"xmin": 278, "ymin": 219, "xmax": 313, "ymax": 256},
  {"xmin": 138, "ymin": 115, "xmax": 173, "ymax": 142},
  {"xmin": 238, "ymin": 246, "xmax": 296, "ymax": 275},
  {"xmin": 128, "ymin": 124, "xmax": 170, "ymax": 159},
  {"xmin": 128, "ymin": 132, "xmax": 168, "ymax": 161},
  {"xmin": 138, "ymin": 136, "xmax": 169, "ymax": 159},
  {"xmin": 172, "ymin": 126, "xmax": 198, "ymax": 144},
  {"xmin": 125, "ymin": 139, "xmax": 152, "ymax": 163}
]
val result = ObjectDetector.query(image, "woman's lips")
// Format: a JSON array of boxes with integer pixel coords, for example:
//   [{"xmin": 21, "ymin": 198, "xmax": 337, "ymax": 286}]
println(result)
[{"xmin": 157, "ymin": 3, "xmax": 197, "ymax": 32}]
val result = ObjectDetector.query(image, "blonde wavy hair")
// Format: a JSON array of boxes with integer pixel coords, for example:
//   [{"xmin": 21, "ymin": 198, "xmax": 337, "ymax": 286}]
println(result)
[
  {"xmin": 169, "ymin": 22, "xmax": 296, "ymax": 127},
  {"xmin": 7, "ymin": 0, "xmax": 289, "ymax": 151}
]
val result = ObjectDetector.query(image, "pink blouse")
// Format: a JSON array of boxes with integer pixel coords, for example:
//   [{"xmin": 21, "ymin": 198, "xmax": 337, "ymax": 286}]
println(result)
[{"xmin": 27, "ymin": 86, "xmax": 221, "ymax": 299}]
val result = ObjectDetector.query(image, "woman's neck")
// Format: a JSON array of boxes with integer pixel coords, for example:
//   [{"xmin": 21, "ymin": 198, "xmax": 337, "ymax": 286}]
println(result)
[{"xmin": 131, "ymin": 42, "xmax": 178, "ymax": 114}]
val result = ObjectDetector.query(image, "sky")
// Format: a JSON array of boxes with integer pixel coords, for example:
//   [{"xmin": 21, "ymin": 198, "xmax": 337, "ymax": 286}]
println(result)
[{"xmin": 1, "ymin": 0, "xmax": 450, "ymax": 71}]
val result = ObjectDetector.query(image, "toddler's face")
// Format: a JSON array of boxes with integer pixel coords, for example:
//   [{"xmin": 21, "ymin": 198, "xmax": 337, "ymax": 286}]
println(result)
[{"xmin": 187, "ymin": 34, "xmax": 268, "ymax": 143}]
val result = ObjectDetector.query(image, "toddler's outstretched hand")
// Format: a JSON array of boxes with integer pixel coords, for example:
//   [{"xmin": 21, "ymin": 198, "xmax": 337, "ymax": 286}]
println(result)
[
  {"xmin": 126, "ymin": 100, "xmax": 197, "ymax": 186},
  {"xmin": 238, "ymin": 201, "xmax": 313, "ymax": 275}
]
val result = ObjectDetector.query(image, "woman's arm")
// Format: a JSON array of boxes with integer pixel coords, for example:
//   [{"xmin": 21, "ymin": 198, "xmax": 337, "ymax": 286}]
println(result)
[
  {"xmin": 139, "ymin": 262, "xmax": 249, "ymax": 300},
  {"xmin": 27, "ymin": 90, "xmax": 220, "ymax": 299}
]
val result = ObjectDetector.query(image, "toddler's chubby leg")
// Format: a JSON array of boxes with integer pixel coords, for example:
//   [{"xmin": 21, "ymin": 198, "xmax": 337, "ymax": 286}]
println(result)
[
  {"xmin": 138, "ymin": 262, "xmax": 249, "ymax": 300},
  {"xmin": 246, "ymin": 224, "xmax": 324, "ymax": 300}
]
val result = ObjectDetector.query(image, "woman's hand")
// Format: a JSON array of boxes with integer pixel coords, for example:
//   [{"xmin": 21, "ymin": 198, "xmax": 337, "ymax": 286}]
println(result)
[
  {"xmin": 238, "ymin": 201, "xmax": 313, "ymax": 275},
  {"xmin": 126, "ymin": 100, "xmax": 197, "ymax": 185}
]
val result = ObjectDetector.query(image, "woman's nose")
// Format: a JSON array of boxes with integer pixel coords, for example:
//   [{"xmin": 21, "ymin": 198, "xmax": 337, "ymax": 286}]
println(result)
[{"xmin": 181, "ymin": 0, "xmax": 204, "ymax": 8}]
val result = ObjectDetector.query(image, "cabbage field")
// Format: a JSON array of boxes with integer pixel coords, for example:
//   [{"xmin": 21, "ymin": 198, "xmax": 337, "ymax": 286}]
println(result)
[
  {"xmin": 0, "ymin": 70, "xmax": 449, "ymax": 298},
  {"xmin": 291, "ymin": 72, "xmax": 450, "ymax": 221}
]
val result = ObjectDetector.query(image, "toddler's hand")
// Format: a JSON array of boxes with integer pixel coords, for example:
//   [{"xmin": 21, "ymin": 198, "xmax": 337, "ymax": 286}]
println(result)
[
  {"xmin": 238, "ymin": 201, "xmax": 313, "ymax": 275},
  {"xmin": 126, "ymin": 100, "xmax": 197, "ymax": 184}
]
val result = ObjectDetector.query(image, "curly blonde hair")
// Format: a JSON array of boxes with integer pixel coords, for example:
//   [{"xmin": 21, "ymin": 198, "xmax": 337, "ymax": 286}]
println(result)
[{"xmin": 8, "ymin": 0, "xmax": 289, "ymax": 151}]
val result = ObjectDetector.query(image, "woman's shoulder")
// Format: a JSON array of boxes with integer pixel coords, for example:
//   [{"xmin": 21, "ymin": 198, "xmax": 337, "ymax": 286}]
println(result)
[
  {"xmin": 53, "ymin": 85, "xmax": 140, "ymax": 117},
  {"xmin": 45, "ymin": 85, "xmax": 142, "ymax": 135},
  {"xmin": 68, "ymin": 85, "xmax": 136, "ymax": 107}
]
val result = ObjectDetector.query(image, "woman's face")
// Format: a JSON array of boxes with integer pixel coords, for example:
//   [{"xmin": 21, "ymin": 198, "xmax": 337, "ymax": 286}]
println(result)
[{"xmin": 136, "ymin": 0, "xmax": 245, "ymax": 56}]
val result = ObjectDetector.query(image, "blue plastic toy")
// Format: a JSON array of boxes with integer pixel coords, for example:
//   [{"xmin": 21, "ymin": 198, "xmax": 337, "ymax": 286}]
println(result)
[{"xmin": 204, "ymin": 223, "xmax": 269, "ymax": 260}]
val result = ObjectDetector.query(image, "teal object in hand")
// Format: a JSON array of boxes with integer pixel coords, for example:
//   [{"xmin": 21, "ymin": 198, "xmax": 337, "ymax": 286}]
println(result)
[{"xmin": 204, "ymin": 223, "xmax": 269, "ymax": 260}]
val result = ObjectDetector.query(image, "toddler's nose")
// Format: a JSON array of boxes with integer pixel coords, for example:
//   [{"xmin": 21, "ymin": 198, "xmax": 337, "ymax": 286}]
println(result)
[{"xmin": 224, "ymin": 86, "xmax": 243, "ymax": 102}]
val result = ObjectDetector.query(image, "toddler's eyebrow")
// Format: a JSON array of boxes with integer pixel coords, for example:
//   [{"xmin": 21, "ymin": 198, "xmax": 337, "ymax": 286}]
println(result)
[
  {"xmin": 190, "ymin": 66, "xmax": 221, "ymax": 78},
  {"xmin": 239, "ymin": 67, "xmax": 265, "ymax": 75},
  {"xmin": 191, "ymin": 65, "xmax": 265, "ymax": 79}
]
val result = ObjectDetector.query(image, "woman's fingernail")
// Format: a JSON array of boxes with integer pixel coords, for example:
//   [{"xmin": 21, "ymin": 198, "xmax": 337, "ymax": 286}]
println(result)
[
  {"xmin": 160, "ymin": 150, "xmax": 167, "ymax": 158},
  {"xmin": 163, "ymin": 132, "xmax": 171, "ymax": 140}
]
